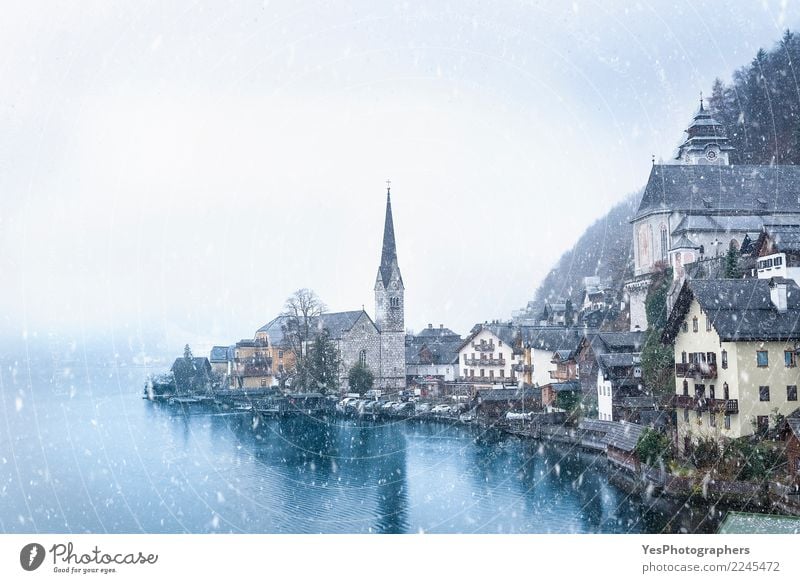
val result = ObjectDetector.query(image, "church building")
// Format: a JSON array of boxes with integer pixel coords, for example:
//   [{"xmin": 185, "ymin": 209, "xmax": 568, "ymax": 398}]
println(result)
[
  {"xmin": 252, "ymin": 184, "xmax": 407, "ymax": 394},
  {"xmin": 625, "ymin": 98, "xmax": 800, "ymax": 330}
]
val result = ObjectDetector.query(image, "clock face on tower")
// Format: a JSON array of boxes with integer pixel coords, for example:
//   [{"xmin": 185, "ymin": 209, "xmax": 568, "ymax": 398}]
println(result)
[
  {"xmin": 706, "ymin": 149, "xmax": 717, "ymax": 161},
  {"xmin": 390, "ymin": 282, "xmax": 397, "ymax": 290}
]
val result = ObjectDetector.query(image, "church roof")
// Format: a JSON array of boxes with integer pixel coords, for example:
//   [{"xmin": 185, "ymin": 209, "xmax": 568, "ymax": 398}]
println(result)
[
  {"xmin": 670, "ymin": 234, "xmax": 698, "ymax": 250},
  {"xmin": 634, "ymin": 164, "xmax": 800, "ymax": 221}
]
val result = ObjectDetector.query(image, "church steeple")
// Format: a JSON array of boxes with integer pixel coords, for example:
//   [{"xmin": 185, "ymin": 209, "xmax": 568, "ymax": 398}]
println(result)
[
  {"xmin": 675, "ymin": 94, "xmax": 734, "ymax": 165},
  {"xmin": 378, "ymin": 183, "xmax": 401, "ymax": 288},
  {"xmin": 374, "ymin": 180, "xmax": 404, "ymax": 333}
]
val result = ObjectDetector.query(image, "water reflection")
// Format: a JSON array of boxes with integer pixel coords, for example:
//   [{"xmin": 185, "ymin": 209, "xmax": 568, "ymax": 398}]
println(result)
[{"xmin": 1, "ymin": 366, "xmax": 721, "ymax": 533}]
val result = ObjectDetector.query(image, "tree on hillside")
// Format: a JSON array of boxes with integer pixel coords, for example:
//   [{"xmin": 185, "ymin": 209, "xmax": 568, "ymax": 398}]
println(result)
[{"xmin": 184, "ymin": 344, "xmax": 193, "ymax": 361}]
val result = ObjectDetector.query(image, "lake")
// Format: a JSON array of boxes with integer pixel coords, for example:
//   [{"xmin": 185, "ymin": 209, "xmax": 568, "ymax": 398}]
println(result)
[{"xmin": 0, "ymin": 364, "xmax": 721, "ymax": 533}]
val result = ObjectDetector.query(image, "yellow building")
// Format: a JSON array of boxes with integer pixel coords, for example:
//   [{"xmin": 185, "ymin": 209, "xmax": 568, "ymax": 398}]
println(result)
[{"xmin": 663, "ymin": 278, "xmax": 800, "ymax": 455}]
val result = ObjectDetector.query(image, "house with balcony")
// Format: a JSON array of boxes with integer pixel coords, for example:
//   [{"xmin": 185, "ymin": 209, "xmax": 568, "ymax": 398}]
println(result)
[
  {"xmin": 662, "ymin": 277, "xmax": 800, "ymax": 456},
  {"xmin": 576, "ymin": 331, "xmax": 645, "ymax": 409},
  {"xmin": 550, "ymin": 349, "xmax": 577, "ymax": 382},
  {"xmin": 457, "ymin": 322, "xmax": 523, "ymax": 387},
  {"xmin": 595, "ymin": 352, "xmax": 654, "ymax": 423},
  {"xmin": 231, "ymin": 338, "xmax": 274, "ymax": 389},
  {"xmin": 518, "ymin": 327, "xmax": 581, "ymax": 388},
  {"xmin": 754, "ymin": 226, "xmax": 800, "ymax": 284},
  {"xmin": 406, "ymin": 324, "xmax": 462, "ymax": 392}
]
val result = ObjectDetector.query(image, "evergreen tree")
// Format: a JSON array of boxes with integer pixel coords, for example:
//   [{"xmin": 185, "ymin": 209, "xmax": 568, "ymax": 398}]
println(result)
[
  {"xmin": 724, "ymin": 244, "xmax": 742, "ymax": 278},
  {"xmin": 300, "ymin": 329, "xmax": 340, "ymax": 395},
  {"xmin": 348, "ymin": 362, "xmax": 375, "ymax": 395},
  {"xmin": 184, "ymin": 344, "xmax": 193, "ymax": 361}
]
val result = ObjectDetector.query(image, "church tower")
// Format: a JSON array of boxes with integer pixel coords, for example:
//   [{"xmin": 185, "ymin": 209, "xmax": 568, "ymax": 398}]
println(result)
[
  {"xmin": 374, "ymin": 182, "xmax": 406, "ymax": 392},
  {"xmin": 675, "ymin": 96, "xmax": 734, "ymax": 165}
]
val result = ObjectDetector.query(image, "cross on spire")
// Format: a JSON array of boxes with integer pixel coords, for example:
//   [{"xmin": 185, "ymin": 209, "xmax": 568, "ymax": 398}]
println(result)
[{"xmin": 385, "ymin": 178, "xmax": 391, "ymax": 193}]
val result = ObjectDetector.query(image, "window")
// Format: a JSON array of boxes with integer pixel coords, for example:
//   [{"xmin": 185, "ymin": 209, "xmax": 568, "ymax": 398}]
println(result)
[
  {"xmin": 681, "ymin": 351, "xmax": 687, "ymax": 364},
  {"xmin": 724, "ymin": 413, "xmax": 731, "ymax": 430},
  {"xmin": 721, "ymin": 350, "xmax": 728, "ymax": 369},
  {"xmin": 489, "ymin": 370, "xmax": 494, "ymax": 379},
  {"xmin": 706, "ymin": 317, "xmax": 712, "ymax": 332},
  {"xmin": 692, "ymin": 317, "xmax": 698, "ymax": 333},
  {"xmin": 463, "ymin": 369, "xmax": 468, "ymax": 377},
  {"xmin": 470, "ymin": 369, "xmax": 474, "ymax": 378},
  {"xmin": 785, "ymin": 351, "xmax": 797, "ymax": 368},
  {"xmin": 390, "ymin": 297, "xmax": 400, "ymax": 309},
  {"xmin": 464, "ymin": 355, "xmax": 468, "ymax": 364},
  {"xmin": 500, "ymin": 370, "xmax": 504, "ymax": 378},
  {"xmin": 723, "ymin": 382, "xmax": 729, "ymax": 400},
  {"xmin": 681, "ymin": 321, "xmax": 688, "ymax": 333},
  {"xmin": 776, "ymin": 256, "xmax": 784, "ymax": 267},
  {"xmin": 479, "ymin": 369, "xmax": 485, "ymax": 377},
  {"xmin": 695, "ymin": 384, "xmax": 705, "ymax": 399},
  {"xmin": 682, "ymin": 380, "xmax": 689, "ymax": 396},
  {"xmin": 660, "ymin": 226, "xmax": 668, "ymax": 260},
  {"xmin": 359, "ymin": 349, "xmax": 367, "ymax": 367},
  {"xmin": 757, "ymin": 415, "xmax": 769, "ymax": 433},
  {"xmin": 683, "ymin": 408, "xmax": 689, "ymax": 422},
  {"xmin": 707, "ymin": 352, "xmax": 717, "ymax": 364},
  {"xmin": 709, "ymin": 385, "xmax": 715, "ymax": 400},
  {"xmin": 788, "ymin": 385, "xmax": 798, "ymax": 401},
  {"xmin": 261, "ymin": 378, "xmax": 267, "ymax": 387},
  {"xmin": 759, "ymin": 386, "xmax": 770, "ymax": 402},
  {"xmin": 278, "ymin": 350, "xmax": 283, "ymax": 359},
  {"xmin": 710, "ymin": 413, "xmax": 716, "ymax": 428},
  {"xmin": 756, "ymin": 350, "xmax": 769, "ymax": 367}
]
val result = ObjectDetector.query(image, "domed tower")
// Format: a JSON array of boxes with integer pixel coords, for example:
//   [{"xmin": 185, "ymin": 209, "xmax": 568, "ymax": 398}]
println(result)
[
  {"xmin": 374, "ymin": 182, "xmax": 406, "ymax": 392},
  {"xmin": 676, "ymin": 95, "xmax": 734, "ymax": 165}
]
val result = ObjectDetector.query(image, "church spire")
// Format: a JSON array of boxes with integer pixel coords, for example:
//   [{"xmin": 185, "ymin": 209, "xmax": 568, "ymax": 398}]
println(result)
[{"xmin": 379, "ymin": 181, "xmax": 399, "ymax": 288}]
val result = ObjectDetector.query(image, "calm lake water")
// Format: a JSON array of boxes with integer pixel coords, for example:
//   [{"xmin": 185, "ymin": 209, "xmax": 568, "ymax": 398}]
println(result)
[{"xmin": 1, "ymin": 364, "xmax": 721, "ymax": 533}]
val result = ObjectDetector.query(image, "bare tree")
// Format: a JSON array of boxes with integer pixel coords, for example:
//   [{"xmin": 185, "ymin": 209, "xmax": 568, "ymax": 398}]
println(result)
[{"xmin": 281, "ymin": 288, "xmax": 327, "ymax": 369}]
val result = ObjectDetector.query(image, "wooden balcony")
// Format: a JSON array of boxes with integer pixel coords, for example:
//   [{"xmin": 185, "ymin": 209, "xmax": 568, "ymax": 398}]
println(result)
[
  {"xmin": 512, "ymin": 363, "xmax": 533, "ymax": 373},
  {"xmin": 675, "ymin": 362, "xmax": 717, "ymax": 379},
  {"xmin": 673, "ymin": 394, "xmax": 738, "ymax": 413},
  {"xmin": 472, "ymin": 342, "xmax": 496, "ymax": 353},
  {"xmin": 465, "ymin": 357, "xmax": 506, "ymax": 366}
]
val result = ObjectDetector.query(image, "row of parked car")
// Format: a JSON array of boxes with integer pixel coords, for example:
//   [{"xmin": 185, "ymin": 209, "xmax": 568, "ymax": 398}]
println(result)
[{"xmin": 335, "ymin": 397, "xmax": 465, "ymax": 418}]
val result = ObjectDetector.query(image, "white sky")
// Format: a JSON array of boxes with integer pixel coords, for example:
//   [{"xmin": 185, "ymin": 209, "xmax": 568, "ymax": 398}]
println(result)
[{"xmin": 1, "ymin": 0, "xmax": 799, "ymax": 351}]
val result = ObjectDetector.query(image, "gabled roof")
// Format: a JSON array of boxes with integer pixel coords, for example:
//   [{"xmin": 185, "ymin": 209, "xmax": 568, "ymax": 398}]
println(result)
[
  {"xmin": 598, "ymin": 352, "xmax": 640, "ymax": 369},
  {"xmin": 634, "ymin": 164, "xmax": 800, "ymax": 221},
  {"xmin": 553, "ymin": 349, "xmax": 574, "ymax": 361},
  {"xmin": 545, "ymin": 380, "xmax": 581, "ymax": 393},
  {"xmin": 596, "ymin": 331, "xmax": 645, "ymax": 353},
  {"xmin": 756, "ymin": 226, "xmax": 800, "ymax": 256},
  {"xmin": 461, "ymin": 322, "xmax": 520, "ymax": 352},
  {"xmin": 604, "ymin": 422, "xmax": 646, "ymax": 453},
  {"xmin": 416, "ymin": 325, "xmax": 461, "ymax": 340},
  {"xmin": 663, "ymin": 278, "xmax": 800, "ymax": 342},
  {"xmin": 318, "ymin": 310, "xmax": 372, "ymax": 339},
  {"xmin": 406, "ymin": 338, "xmax": 462, "ymax": 366},
  {"xmin": 783, "ymin": 408, "xmax": 800, "ymax": 440},
  {"xmin": 209, "ymin": 346, "xmax": 229, "ymax": 363},
  {"xmin": 520, "ymin": 326, "xmax": 580, "ymax": 353},
  {"xmin": 257, "ymin": 315, "xmax": 292, "ymax": 346}
]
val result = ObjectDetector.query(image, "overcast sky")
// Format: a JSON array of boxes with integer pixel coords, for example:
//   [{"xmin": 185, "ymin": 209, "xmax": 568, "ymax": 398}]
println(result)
[{"xmin": 2, "ymin": 1, "xmax": 799, "ymax": 353}]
